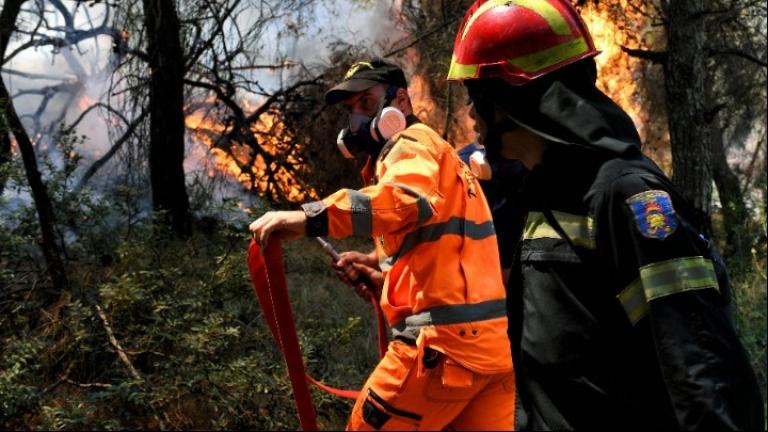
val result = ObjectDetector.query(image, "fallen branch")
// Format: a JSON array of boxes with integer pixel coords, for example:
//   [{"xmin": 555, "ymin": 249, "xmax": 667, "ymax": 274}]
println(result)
[
  {"xmin": 95, "ymin": 303, "xmax": 165, "ymax": 430},
  {"xmin": 63, "ymin": 378, "xmax": 113, "ymax": 389},
  {"xmin": 95, "ymin": 304, "xmax": 142, "ymax": 381}
]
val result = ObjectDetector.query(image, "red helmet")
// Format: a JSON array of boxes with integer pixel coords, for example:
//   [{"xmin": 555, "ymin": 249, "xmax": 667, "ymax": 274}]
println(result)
[{"xmin": 447, "ymin": 0, "xmax": 598, "ymax": 85}]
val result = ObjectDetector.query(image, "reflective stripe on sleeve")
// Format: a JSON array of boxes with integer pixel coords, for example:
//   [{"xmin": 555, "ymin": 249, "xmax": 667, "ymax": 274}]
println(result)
[
  {"xmin": 617, "ymin": 278, "xmax": 648, "ymax": 326},
  {"xmin": 617, "ymin": 256, "xmax": 719, "ymax": 325},
  {"xmin": 347, "ymin": 189, "xmax": 372, "ymax": 237},
  {"xmin": 639, "ymin": 256, "xmax": 718, "ymax": 301}
]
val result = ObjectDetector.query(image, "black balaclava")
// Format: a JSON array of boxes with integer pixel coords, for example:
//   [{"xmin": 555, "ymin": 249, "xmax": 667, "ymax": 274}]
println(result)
[{"xmin": 465, "ymin": 58, "xmax": 642, "ymax": 158}]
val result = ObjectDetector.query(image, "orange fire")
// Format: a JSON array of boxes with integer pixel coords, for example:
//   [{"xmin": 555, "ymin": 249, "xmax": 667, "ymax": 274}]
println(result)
[
  {"xmin": 185, "ymin": 98, "xmax": 316, "ymax": 202},
  {"xmin": 405, "ymin": 48, "xmax": 475, "ymax": 149},
  {"xmin": 401, "ymin": 3, "xmax": 668, "ymax": 168},
  {"xmin": 578, "ymin": 1, "xmax": 670, "ymax": 169}
]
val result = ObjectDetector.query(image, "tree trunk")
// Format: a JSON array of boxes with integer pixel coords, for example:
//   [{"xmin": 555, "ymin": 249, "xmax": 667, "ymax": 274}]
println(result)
[
  {"xmin": 662, "ymin": 0, "xmax": 713, "ymax": 236},
  {"xmin": 0, "ymin": 0, "xmax": 68, "ymax": 292},
  {"xmin": 711, "ymin": 127, "xmax": 749, "ymax": 258},
  {"xmin": 0, "ymin": 0, "xmax": 23, "ymax": 195},
  {"xmin": 143, "ymin": 0, "xmax": 190, "ymax": 237},
  {"xmin": 0, "ymin": 128, "xmax": 9, "ymax": 195}
]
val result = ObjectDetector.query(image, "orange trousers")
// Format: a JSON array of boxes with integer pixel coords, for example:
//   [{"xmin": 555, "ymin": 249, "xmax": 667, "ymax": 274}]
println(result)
[{"xmin": 346, "ymin": 341, "xmax": 515, "ymax": 431}]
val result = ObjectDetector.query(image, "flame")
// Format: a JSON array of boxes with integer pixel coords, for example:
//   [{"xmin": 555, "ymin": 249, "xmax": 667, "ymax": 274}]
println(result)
[
  {"xmin": 581, "ymin": 4, "xmax": 641, "ymax": 126},
  {"xmin": 405, "ymin": 48, "xmax": 475, "ymax": 149},
  {"xmin": 185, "ymin": 97, "xmax": 316, "ymax": 202},
  {"xmin": 408, "ymin": 74, "xmax": 437, "ymax": 121},
  {"xmin": 578, "ymin": 1, "xmax": 670, "ymax": 169}
]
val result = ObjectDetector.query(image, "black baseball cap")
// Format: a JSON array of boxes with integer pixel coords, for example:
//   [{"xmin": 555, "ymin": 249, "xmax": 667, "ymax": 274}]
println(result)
[{"xmin": 325, "ymin": 58, "xmax": 408, "ymax": 105}]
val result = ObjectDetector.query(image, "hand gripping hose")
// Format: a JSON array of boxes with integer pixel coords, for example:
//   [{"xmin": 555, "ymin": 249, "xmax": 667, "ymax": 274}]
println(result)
[{"xmin": 247, "ymin": 239, "xmax": 388, "ymax": 430}]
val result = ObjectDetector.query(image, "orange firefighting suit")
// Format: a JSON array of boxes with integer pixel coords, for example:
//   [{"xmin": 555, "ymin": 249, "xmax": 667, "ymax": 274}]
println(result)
[{"xmin": 301, "ymin": 123, "xmax": 515, "ymax": 430}]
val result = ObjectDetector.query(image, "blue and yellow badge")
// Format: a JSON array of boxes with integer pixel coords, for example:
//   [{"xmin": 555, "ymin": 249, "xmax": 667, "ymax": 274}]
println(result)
[{"xmin": 626, "ymin": 190, "xmax": 678, "ymax": 240}]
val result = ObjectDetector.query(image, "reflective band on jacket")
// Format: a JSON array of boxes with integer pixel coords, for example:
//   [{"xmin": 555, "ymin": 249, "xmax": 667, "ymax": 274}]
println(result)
[
  {"xmin": 523, "ymin": 211, "xmax": 595, "ymax": 249},
  {"xmin": 617, "ymin": 256, "xmax": 719, "ymax": 325},
  {"xmin": 378, "ymin": 217, "xmax": 495, "ymax": 272},
  {"xmin": 390, "ymin": 217, "xmax": 495, "ymax": 264},
  {"xmin": 508, "ymin": 37, "xmax": 589, "ymax": 73},
  {"xmin": 391, "ymin": 299, "xmax": 507, "ymax": 341},
  {"xmin": 386, "ymin": 182, "xmax": 433, "ymax": 226},
  {"xmin": 617, "ymin": 278, "xmax": 648, "ymax": 326},
  {"xmin": 347, "ymin": 189, "xmax": 373, "ymax": 237}
]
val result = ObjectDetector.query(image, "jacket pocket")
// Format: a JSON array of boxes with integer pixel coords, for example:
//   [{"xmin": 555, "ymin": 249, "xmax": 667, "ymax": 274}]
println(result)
[
  {"xmin": 424, "ymin": 355, "xmax": 484, "ymax": 402},
  {"xmin": 519, "ymin": 239, "xmax": 601, "ymax": 366},
  {"xmin": 362, "ymin": 388, "xmax": 422, "ymax": 430}
]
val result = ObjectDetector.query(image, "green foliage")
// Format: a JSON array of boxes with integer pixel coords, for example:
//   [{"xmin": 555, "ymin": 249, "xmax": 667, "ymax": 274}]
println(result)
[
  {"xmin": 0, "ymin": 336, "xmax": 43, "ymax": 419},
  {"xmin": 732, "ymin": 246, "xmax": 768, "ymax": 406},
  {"xmin": 0, "ymin": 126, "xmax": 371, "ymax": 429},
  {"xmin": 0, "ymin": 153, "xmax": 377, "ymax": 429}
]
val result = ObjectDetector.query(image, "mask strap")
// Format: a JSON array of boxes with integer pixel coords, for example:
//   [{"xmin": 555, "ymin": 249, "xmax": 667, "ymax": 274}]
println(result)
[{"xmin": 371, "ymin": 86, "xmax": 400, "ymax": 142}]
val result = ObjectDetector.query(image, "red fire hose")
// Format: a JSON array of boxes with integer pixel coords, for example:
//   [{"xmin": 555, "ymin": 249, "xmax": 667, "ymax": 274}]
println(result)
[{"xmin": 247, "ymin": 239, "xmax": 388, "ymax": 430}]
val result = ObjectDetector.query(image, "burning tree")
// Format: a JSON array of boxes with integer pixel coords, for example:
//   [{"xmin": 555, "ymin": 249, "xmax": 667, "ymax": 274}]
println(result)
[
  {"xmin": 82, "ymin": 0, "xmax": 363, "ymax": 216},
  {"xmin": 606, "ymin": 0, "xmax": 767, "ymax": 253},
  {"xmin": 0, "ymin": 0, "xmax": 128, "ymax": 292}
]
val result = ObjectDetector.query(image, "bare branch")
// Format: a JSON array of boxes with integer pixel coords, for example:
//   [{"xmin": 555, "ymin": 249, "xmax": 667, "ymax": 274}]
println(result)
[
  {"xmin": 63, "ymin": 379, "xmax": 113, "ymax": 389},
  {"xmin": 63, "ymin": 102, "xmax": 130, "ymax": 135},
  {"xmin": 621, "ymin": 46, "xmax": 668, "ymax": 65},
  {"xmin": 95, "ymin": 303, "xmax": 165, "ymax": 430},
  {"xmin": 1, "ymin": 68, "xmax": 77, "ymax": 81},
  {"xmin": 74, "ymin": 109, "xmax": 147, "ymax": 193}
]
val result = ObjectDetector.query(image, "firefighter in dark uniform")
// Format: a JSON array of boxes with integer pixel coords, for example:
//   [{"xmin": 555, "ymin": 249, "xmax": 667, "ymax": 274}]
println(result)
[{"xmin": 447, "ymin": 0, "xmax": 764, "ymax": 430}]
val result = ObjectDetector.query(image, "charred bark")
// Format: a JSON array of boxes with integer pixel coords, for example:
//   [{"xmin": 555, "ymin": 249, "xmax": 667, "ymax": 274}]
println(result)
[
  {"xmin": 662, "ymin": 1, "xmax": 714, "ymax": 236},
  {"xmin": 0, "ymin": 0, "xmax": 68, "ymax": 292},
  {"xmin": 143, "ymin": 0, "xmax": 190, "ymax": 237}
]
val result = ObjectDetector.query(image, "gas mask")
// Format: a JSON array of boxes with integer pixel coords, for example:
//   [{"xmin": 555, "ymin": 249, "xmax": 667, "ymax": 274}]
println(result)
[{"xmin": 336, "ymin": 86, "xmax": 407, "ymax": 159}]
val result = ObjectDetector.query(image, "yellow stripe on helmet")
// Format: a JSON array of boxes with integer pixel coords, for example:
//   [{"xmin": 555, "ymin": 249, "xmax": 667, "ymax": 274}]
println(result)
[
  {"xmin": 507, "ymin": 37, "xmax": 588, "ymax": 73},
  {"xmin": 447, "ymin": 55, "xmax": 479, "ymax": 80}
]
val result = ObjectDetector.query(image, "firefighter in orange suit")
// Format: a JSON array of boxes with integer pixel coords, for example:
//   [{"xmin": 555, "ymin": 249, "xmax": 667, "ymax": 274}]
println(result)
[{"xmin": 249, "ymin": 58, "xmax": 516, "ymax": 430}]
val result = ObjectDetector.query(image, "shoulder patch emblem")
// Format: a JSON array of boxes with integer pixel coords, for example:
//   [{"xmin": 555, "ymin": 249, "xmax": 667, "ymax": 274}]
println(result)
[{"xmin": 626, "ymin": 190, "xmax": 678, "ymax": 240}]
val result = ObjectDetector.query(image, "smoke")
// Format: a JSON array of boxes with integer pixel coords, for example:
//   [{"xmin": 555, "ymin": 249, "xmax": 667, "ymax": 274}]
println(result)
[
  {"xmin": 1, "ymin": 1, "xmax": 412, "ymax": 224},
  {"xmin": 2, "ymin": 2, "xmax": 116, "ymax": 162}
]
